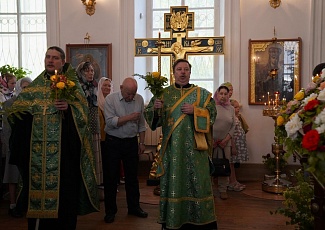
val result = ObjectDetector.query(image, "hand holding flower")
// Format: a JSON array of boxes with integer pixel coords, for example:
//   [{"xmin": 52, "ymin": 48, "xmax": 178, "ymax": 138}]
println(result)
[{"xmin": 154, "ymin": 99, "xmax": 163, "ymax": 109}]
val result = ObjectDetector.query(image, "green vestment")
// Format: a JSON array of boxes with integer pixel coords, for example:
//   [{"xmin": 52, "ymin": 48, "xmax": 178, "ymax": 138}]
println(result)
[
  {"xmin": 145, "ymin": 84, "xmax": 217, "ymax": 229},
  {"xmin": 8, "ymin": 64, "xmax": 100, "ymax": 218}
]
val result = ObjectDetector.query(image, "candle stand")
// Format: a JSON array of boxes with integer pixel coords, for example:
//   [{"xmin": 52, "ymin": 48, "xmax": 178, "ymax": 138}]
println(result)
[{"xmin": 262, "ymin": 98, "xmax": 292, "ymax": 194}]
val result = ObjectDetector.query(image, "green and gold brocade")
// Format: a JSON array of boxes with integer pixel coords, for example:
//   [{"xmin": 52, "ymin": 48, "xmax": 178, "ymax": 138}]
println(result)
[
  {"xmin": 144, "ymin": 84, "xmax": 217, "ymax": 229},
  {"xmin": 8, "ymin": 64, "xmax": 100, "ymax": 218}
]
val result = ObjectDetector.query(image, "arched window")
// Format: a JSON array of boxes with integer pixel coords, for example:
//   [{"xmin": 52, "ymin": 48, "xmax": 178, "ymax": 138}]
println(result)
[{"xmin": 0, "ymin": 0, "xmax": 47, "ymax": 79}]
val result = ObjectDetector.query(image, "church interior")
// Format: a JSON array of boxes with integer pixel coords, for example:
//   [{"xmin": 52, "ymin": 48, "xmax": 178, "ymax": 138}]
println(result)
[{"xmin": 1, "ymin": 0, "xmax": 325, "ymax": 229}]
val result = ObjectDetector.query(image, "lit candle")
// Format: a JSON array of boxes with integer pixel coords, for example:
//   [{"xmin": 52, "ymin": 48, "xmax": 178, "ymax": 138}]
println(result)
[
  {"xmin": 267, "ymin": 92, "xmax": 270, "ymax": 102},
  {"xmin": 55, "ymin": 70, "xmax": 57, "ymax": 77}
]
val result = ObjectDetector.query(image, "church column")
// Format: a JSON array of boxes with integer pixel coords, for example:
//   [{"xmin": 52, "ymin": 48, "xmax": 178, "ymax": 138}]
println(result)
[{"xmin": 309, "ymin": 0, "xmax": 325, "ymax": 70}]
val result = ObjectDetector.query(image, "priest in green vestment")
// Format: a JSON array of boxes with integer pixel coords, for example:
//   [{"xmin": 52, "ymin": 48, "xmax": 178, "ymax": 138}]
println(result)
[
  {"xmin": 144, "ymin": 59, "xmax": 218, "ymax": 230},
  {"xmin": 8, "ymin": 46, "xmax": 100, "ymax": 230}
]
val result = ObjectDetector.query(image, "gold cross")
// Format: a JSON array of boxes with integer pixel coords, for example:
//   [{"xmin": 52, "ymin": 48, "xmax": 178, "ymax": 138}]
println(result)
[{"xmin": 135, "ymin": 6, "xmax": 224, "ymax": 75}]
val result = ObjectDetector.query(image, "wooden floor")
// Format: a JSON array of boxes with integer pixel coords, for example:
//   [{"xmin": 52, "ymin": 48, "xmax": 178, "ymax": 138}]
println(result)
[{"xmin": 0, "ymin": 177, "xmax": 296, "ymax": 230}]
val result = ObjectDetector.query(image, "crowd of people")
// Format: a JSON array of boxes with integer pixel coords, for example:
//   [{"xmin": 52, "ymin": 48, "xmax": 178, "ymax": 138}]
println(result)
[{"xmin": 0, "ymin": 47, "xmax": 250, "ymax": 230}]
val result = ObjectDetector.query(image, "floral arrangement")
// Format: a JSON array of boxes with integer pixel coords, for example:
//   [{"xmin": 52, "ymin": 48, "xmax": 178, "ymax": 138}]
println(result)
[
  {"xmin": 133, "ymin": 72, "xmax": 168, "ymax": 98},
  {"xmin": 276, "ymin": 69, "xmax": 325, "ymax": 187},
  {"xmin": 50, "ymin": 68, "xmax": 77, "ymax": 101}
]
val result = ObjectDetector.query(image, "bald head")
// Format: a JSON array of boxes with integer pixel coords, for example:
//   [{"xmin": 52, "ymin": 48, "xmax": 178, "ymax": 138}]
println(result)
[{"xmin": 120, "ymin": 77, "xmax": 138, "ymax": 102}]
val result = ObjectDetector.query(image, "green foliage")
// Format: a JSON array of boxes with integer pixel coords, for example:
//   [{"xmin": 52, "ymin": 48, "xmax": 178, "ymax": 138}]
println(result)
[
  {"xmin": 271, "ymin": 170, "xmax": 314, "ymax": 230},
  {"xmin": 134, "ymin": 72, "xmax": 168, "ymax": 98},
  {"xmin": 0, "ymin": 64, "xmax": 31, "ymax": 79},
  {"xmin": 262, "ymin": 153, "xmax": 287, "ymax": 173}
]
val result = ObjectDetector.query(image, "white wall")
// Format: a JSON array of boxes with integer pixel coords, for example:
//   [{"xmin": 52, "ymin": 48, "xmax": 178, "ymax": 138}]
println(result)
[
  {"xmin": 240, "ymin": 0, "xmax": 311, "ymax": 164},
  {"xmin": 48, "ymin": 0, "xmax": 315, "ymax": 164}
]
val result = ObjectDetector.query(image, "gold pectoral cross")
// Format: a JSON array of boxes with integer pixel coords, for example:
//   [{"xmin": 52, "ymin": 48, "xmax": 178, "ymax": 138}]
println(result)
[{"xmin": 43, "ymin": 104, "xmax": 47, "ymax": 115}]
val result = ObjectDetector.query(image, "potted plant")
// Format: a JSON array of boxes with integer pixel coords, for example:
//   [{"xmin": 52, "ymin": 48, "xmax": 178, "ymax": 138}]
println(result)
[
  {"xmin": 0, "ymin": 64, "xmax": 31, "ymax": 79},
  {"xmin": 271, "ymin": 169, "xmax": 314, "ymax": 230},
  {"xmin": 262, "ymin": 152, "xmax": 287, "ymax": 175}
]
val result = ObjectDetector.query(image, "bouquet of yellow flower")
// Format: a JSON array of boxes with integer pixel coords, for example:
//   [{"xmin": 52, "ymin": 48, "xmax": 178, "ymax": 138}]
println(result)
[
  {"xmin": 50, "ymin": 67, "xmax": 77, "ymax": 101},
  {"xmin": 133, "ymin": 72, "xmax": 168, "ymax": 98},
  {"xmin": 276, "ymin": 69, "xmax": 325, "ymax": 187}
]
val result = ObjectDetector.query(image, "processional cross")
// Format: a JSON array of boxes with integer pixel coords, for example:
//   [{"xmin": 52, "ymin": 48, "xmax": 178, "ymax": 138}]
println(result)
[
  {"xmin": 135, "ymin": 6, "xmax": 225, "ymax": 81},
  {"xmin": 135, "ymin": 6, "xmax": 225, "ymax": 192}
]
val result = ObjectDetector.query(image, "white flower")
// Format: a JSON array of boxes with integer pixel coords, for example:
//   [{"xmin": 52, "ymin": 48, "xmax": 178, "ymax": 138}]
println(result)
[
  {"xmin": 317, "ymin": 89, "xmax": 325, "ymax": 101},
  {"xmin": 315, "ymin": 124, "xmax": 325, "ymax": 134},
  {"xmin": 314, "ymin": 108, "xmax": 325, "ymax": 125},
  {"xmin": 302, "ymin": 93, "xmax": 318, "ymax": 106},
  {"xmin": 285, "ymin": 114, "xmax": 303, "ymax": 138}
]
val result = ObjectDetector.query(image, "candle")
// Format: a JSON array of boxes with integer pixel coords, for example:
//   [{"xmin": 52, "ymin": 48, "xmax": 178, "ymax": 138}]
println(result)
[
  {"xmin": 267, "ymin": 92, "xmax": 270, "ymax": 102},
  {"xmin": 158, "ymin": 31, "xmax": 161, "ymax": 41},
  {"xmin": 55, "ymin": 70, "xmax": 57, "ymax": 76}
]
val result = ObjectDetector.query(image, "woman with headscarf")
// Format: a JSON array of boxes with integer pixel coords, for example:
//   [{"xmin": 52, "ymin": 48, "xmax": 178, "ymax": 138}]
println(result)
[
  {"xmin": 212, "ymin": 85, "xmax": 236, "ymax": 200},
  {"xmin": 76, "ymin": 61, "xmax": 102, "ymax": 185},
  {"xmin": 97, "ymin": 77, "xmax": 112, "ymax": 155},
  {"xmin": 0, "ymin": 73, "xmax": 16, "ymax": 102},
  {"xmin": 2, "ymin": 76, "xmax": 31, "ymax": 217}
]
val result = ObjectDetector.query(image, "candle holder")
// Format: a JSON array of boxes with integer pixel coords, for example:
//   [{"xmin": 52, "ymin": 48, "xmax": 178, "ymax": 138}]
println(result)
[{"xmin": 262, "ymin": 104, "xmax": 292, "ymax": 194}]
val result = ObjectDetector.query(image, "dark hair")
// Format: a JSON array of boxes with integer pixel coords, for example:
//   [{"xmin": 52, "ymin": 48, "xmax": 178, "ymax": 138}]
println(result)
[
  {"xmin": 312, "ymin": 63, "xmax": 325, "ymax": 76},
  {"xmin": 47, "ymin": 46, "xmax": 65, "ymax": 60},
  {"xmin": 172, "ymin": 59, "xmax": 192, "ymax": 72},
  {"xmin": 217, "ymin": 85, "xmax": 229, "ymax": 92}
]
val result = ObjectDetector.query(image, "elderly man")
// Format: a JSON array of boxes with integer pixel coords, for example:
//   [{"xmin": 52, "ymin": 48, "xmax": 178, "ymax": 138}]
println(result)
[{"xmin": 102, "ymin": 77, "xmax": 147, "ymax": 223}]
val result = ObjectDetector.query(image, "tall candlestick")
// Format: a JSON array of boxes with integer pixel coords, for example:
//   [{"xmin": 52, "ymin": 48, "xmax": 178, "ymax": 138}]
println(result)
[{"xmin": 157, "ymin": 31, "xmax": 162, "ymax": 75}]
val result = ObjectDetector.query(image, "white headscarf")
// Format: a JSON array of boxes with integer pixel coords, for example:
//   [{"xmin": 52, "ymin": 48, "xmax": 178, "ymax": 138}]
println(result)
[
  {"xmin": 97, "ymin": 77, "xmax": 113, "ymax": 111},
  {"xmin": 14, "ymin": 77, "xmax": 32, "ymax": 96}
]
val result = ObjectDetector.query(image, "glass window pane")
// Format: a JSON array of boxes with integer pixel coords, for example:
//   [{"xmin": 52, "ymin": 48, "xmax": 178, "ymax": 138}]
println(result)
[
  {"xmin": 192, "ymin": 9, "xmax": 214, "ymax": 27},
  {"xmin": 0, "ymin": 0, "xmax": 46, "ymax": 79},
  {"xmin": 0, "ymin": 0, "xmax": 17, "ymax": 13},
  {"xmin": 20, "ymin": 0, "xmax": 46, "ymax": 13},
  {"xmin": 153, "ymin": 10, "xmax": 169, "ymax": 29},
  {"xmin": 21, "ymin": 34, "xmax": 47, "ymax": 79},
  {"xmin": 21, "ymin": 14, "xmax": 46, "ymax": 32},
  {"xmin": 188, "ymin": 55, "xmax": 214, "ymax": 79},
  {"xmin": 190, "ymin": 80, "xmax": 214, "ymax": 93},
  {"xmin": 153, "ymin": 0, "xmax": 182, "ymax": 9},
  {"xmin": 0, "ymin": 15, "xmax": 18, "ymax": 32},
  {"xmin": 185, "ymin": 0, "xmax": 214, "ymax": 8},
  {"xmin": 188, "ymin": 28, "xmax": 214, "ymax": 37},
  {"xmin": 0, "ymin": 35, "xmax": 19, "ymax": 66}
]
